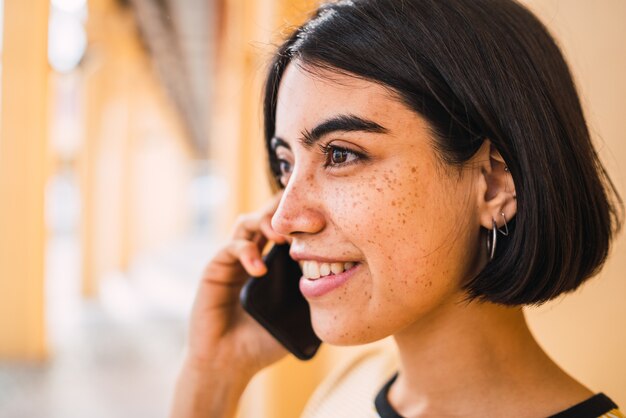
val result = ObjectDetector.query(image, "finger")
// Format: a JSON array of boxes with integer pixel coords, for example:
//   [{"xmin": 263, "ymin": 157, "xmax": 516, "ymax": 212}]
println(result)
[
  {"xmin": 258, "ymin": 214, "xmax": 287, "ymax": 244},
  {"xmin": 234, "ymin": 215, "xmax": 286, "ymax": 248},
  {"xmin": 231, "ymin": 238, "xmax": 266, "ymax": 277},
  {"xmin": 206, "ymin": 239, "xmax": 267, "ymax": 282},
  {"xmin": 231, "ymin": 192, "xmax": 286, "ymax": 242},
  {"xmin": 230, "ymin": 213, "xmax": 259, "ymax": 241}
]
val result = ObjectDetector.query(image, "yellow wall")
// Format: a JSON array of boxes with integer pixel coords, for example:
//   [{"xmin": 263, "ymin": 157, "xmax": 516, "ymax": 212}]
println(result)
[
  {"xmin": 80, "ymin": 0, "xmax": 193, "ymax": 296},
  {"xmin": 522, "ymin": 0, "xmax": 626, "ymax": 407},
  {"xmin": 0, "ymin": 0, "xmax": 49, "ymax": 360},
  {"xmin": 0, "ymin": 0, "xmax": 192, "ymax": 361}
]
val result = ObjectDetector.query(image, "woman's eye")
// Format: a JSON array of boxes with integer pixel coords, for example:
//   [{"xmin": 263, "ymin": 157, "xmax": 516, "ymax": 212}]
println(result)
[
  {"xmin": 278, "ymin": 159, "xmax": 292, "ymax": 176},
  {"xmin": 323, "ymin": 145, "xmax": 362, "ymax": 167}
]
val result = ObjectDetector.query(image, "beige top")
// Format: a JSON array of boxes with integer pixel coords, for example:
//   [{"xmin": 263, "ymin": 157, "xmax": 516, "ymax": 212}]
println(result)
[
  {"xmin": 300, "ymin": 343, "xmax": 625, "ymax": 418},
  {"xmin": 300, "ymin": 343, "xmax": 399, "ymax": 418}
]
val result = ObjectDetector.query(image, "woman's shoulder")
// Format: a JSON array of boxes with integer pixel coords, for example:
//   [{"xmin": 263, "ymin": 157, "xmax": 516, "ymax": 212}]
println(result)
[
  {"xmin": 299, "ymin": 341, "xmax": 625, "ymax": 418},
  {"xmin": 301, "ymin": 339, "xmax": 398, "ymax": 418}
]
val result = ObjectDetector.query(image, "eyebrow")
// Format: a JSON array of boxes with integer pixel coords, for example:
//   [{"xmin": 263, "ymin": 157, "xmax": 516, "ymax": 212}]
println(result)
[{"xmin": 270, "ymin": 114, "xmax": 388, "ymax": 151}]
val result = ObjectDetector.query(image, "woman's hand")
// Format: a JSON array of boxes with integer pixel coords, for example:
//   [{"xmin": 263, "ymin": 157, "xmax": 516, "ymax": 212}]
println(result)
[
  {"xmin": 187, "ymin": 192, "xmax": 289, "ymax": 373},
  {"xmin": 171, "ymin": 193, "xmax": 289, "ymax": 418}
]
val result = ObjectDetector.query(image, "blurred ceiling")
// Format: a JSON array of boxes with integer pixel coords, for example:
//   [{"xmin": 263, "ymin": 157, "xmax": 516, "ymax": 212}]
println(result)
[{"xmin": 126, "ymin": 0, "xmax": 212, "ymax": 156}]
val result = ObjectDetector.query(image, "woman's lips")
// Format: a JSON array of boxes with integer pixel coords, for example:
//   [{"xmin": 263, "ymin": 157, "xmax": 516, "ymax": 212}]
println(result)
[{"xmin": 299, "ymin": 263, "xmax": 360, "ymax": 298}]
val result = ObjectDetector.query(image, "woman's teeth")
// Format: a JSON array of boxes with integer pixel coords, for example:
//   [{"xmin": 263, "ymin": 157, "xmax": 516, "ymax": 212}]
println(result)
[{"xmin": 300, "ymin": 260, "xmax": 356, "ymax": 280}]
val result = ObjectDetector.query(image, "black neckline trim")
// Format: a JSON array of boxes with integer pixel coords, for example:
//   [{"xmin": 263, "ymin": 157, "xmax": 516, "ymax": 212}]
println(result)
[
  {"xmin": 548, "ymin": 393, "xmax": 617, "ymax": 418},
  {"xmin": 374, "ymin": 373, "xmax": 402, "ymax": 418},
  {"xmin": 374, "ymin": 372, "xmax": 619, "ymax": 418}
]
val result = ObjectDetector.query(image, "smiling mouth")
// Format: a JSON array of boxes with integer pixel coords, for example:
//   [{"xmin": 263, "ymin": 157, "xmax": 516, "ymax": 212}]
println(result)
[{"xmin": 299, "ymin": 260, "xmax": 358, "ymax": 280}]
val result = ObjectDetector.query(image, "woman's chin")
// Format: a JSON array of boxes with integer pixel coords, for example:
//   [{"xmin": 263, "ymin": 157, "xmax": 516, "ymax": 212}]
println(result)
[
  {"xmin": 317, "ymin": 332, "xmax": 376, "ymax": 346},
  {"xmin": 311, "ymin": 313, "xmax": 388, "ymax": 346}
]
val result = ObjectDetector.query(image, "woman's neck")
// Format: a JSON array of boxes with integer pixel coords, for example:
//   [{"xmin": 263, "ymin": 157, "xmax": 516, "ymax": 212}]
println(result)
[{"xmin": 390, "ymin": 297, "xmax": 592, "ymax": 417}]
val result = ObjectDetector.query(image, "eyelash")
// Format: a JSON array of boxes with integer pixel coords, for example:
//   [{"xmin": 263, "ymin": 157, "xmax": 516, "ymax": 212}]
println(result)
[
  {"xmin": 275, "ymin": 143, "xmax": 367, "ymax": 183},
  {"xmin": 317, "ymin": 143, "xmax": 367, "ymax": 169}
]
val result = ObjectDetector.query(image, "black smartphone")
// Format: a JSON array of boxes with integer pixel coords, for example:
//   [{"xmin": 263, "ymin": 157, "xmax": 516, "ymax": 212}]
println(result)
[{"xmin": 239, "ymin": 243, "xmax": 321, "ymax": 360}]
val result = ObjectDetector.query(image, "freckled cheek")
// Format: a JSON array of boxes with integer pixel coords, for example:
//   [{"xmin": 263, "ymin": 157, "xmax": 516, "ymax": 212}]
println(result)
[
  {"xmin": 383, "ymin": 177, "xmax": 440, "ymax": 241},
  {"xmin": 322, "ymin": 181, "xmax": 392, "ymax": 237},
  {"xmin": 325, "ymin": 173, "xmax": 438, "ymax": 251}
]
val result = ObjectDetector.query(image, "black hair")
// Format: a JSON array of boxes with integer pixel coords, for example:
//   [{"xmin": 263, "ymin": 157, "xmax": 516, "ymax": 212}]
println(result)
[{"xmin": 263, "ymin": 0, "xmax": 623, "ymax": 305}]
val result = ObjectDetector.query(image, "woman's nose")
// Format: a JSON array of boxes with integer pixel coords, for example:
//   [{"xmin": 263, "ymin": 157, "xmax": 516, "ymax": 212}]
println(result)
[{"xmin": 271, "ymin": 178, "xmax": 326, "ymax": 237}]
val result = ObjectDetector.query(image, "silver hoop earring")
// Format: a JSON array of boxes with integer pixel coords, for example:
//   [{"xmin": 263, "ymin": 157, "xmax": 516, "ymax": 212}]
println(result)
[
  {"xmin": 487, "ymin": 213, "xmax": 511, "ymax": 261},
  {"xmin": 498, "ymin": 212, "xmax": 509, "ymax": 236},
  {"xmin": 487, "ymin": 218, "xmax": 497, "ymax": 261}
]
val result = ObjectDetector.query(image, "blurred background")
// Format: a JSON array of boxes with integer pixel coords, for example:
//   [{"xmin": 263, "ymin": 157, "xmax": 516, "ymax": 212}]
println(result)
[{"xmin": 0, "ymin": 0, "xmax": 623, "ymax": 417}]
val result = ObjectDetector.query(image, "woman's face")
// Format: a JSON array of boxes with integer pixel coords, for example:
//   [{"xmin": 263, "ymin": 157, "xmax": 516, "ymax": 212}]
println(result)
[{"xmin": 271, "ymin": 62, "xmax": 484, "ymax": 345}]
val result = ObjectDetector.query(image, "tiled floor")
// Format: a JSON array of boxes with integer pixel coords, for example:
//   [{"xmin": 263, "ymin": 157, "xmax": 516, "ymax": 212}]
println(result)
[
  {"xmin": 0, "ymin": 306, "xmax": 184, "ymax": 418},
  {"xmin": 0, "ymin": 232, "xmax": 211, "ymax": 418}
]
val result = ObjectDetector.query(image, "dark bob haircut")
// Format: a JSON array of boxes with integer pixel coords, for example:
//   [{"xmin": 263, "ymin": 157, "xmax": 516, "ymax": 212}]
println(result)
[{"xmin": 262, "ymin": 0, "xmax": 623, "ymax": 305}]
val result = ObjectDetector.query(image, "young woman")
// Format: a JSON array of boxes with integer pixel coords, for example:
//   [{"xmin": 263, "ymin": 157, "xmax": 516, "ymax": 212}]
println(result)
[{"xmin": 171, "ymin": 0, "xmax": 624, "ymax": 417}]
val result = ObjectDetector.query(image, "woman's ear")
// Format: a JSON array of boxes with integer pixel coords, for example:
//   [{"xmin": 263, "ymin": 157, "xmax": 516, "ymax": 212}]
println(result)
[{"xmin": 475, "ymin": 140, "xmax": 517, "ymax": 230}]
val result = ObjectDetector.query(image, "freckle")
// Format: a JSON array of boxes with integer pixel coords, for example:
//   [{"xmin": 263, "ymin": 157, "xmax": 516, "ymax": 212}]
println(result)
[{"xmin": 411, "ymin": 167, "xmax": 417, "ymax": 173}]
